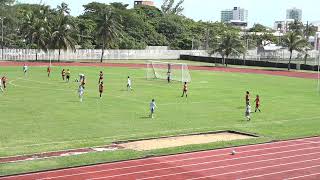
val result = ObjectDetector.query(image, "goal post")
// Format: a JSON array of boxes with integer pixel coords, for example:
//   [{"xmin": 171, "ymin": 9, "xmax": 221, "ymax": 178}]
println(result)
[{"xmin": 146, "ymin": 61, "xmax": 191, "ymax": 82}]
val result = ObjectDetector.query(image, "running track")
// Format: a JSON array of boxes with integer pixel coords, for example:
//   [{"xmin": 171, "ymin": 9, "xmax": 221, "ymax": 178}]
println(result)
[
  {"xmin": 1, "ymin": 136, "xmax": 320, "ymax": 180},
  {"xmin": 0, "ymin": 61, "xmax": 319, "ymax": 79}
]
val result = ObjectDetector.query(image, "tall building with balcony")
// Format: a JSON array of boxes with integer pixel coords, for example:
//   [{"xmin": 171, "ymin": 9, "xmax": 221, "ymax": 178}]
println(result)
[{"xmin": 286, "ymin": 8, "xmax": 302, "ymax": 21}]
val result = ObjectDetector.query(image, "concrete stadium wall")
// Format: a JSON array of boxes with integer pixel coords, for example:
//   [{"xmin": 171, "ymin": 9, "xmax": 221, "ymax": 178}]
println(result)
[{"xmin": 180, "ymin": 55, "xmax": 319, "ymax": 71}]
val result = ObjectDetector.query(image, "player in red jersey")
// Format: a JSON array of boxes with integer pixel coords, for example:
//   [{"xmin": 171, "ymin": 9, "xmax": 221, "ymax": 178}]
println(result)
[
  {"xmin": 47, "ymin": 66, "xmax": 51, "ymax": 77},
  {"xmin": 254, "ymin": 95, "xmax": 261, "ymax": 112},
  {"xmin": 98, "ymin": 71, "xmax": 103, "ymax": 84},
  {"xmin": 61, "ymin": 69, "xmax": 66, "ymax": 81},
  {"xmin": 1, "ymin": 76, "xmax": 7, "ymax": 89},
  {"xmin": 181, "ymin": 82, "xmax": 188, "ymax": 98},
  {"xmin": 99, "ymin": 82, "xmax": 104, "ymax": 98}
]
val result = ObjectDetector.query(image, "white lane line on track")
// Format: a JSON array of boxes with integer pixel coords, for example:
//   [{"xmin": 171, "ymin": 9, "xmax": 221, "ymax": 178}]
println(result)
[
  {"xmin": 37, "ymin": 142, "xmax": 320, "ymax": 180},
  {"xmin": 285, "ymin": 172, "xmax": 320, "ymax": 180},
  {"xmin": 85, "ymin": 148, "xmax": 318, "ymax": 180},
  {"xmin": 187, "ymin": 158, "xmax": 320, "ymax": 180},
  {"xmin": 239, "ymin": 165, "xmax": 320, "ymax": 180},
  {"xmin": 134, "ymin": 151, "xmax": 320, "ymax": 180},
  {"xmin": 2, "ymin": 137, "xmax": 320, "ymax": 179}
]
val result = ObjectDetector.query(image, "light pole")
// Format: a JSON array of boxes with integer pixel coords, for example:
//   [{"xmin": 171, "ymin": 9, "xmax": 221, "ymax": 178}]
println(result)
[{"xmin": 1, "ymin": 17, "xmax": 5, "ymax": 60}]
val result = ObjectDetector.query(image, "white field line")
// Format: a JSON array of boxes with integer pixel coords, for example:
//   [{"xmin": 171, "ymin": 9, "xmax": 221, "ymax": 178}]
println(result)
[
  {"xmin": 3, "ymin": 139, "xmax": 317, "ymax": 179},
  {"xmin": 239, "ymin": 165, "xmax": 320, "ymax": 180},
  {"xmin": 187, "ymin": 158, "xmax": 320, "ymax": 180},
  {"xmin": 285, "ymin": 172, "xmax": 320, "ymax": 180},
  {"xmin": 36, "ymin": 142, "xmax": 320, "ymax": 180},
  {"xmin": 0, "ymin": 116, "xmax": 319, "ymax": 151},
  {"xmin": 89, "ymin": 150, "xmax": 320, "ymax": 180}
]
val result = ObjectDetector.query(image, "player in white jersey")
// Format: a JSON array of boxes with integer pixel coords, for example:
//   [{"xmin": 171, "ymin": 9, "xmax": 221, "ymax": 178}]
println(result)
[
  {"xmin": 149, "ymin": 99, "xmax": 157, "ymax": 118},
  {"xmin": 0, "ymin": 79, "xmax": 3, "ymax": 92},
  {"xmin": 23, "ymin": 64, "xmax": 28, "ymax": 76},
  {"xmin": 245, "ymin": 102, "xmax": 251, "ymax": 121},
  {"xmin": 127, "ymin": 76, "xmax": 132, "ymax": 91},
  {"xmin": 78, "ymin": 84, "xmax": 84, "ymax": 102}
]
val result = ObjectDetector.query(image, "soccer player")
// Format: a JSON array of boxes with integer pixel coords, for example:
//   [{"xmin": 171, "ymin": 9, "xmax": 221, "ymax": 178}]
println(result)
[
  {"xmin": 0, "ymin": 79, "xmax": 3, "ymax": 92},
  {"xmin": 167, "ymin": 71, "xmax": 171, "ymax": 83},
  {"xmin": 47, "ymin": 66, "xmax": 51, "ymax": 77},
  {"xmin": 98, "ymin": 71, "xmax": 103, "ymax": 84},
  {"xmin": 79, "ymin": 74, "xmax": 85, "ymax": 84},
  {"xmin": 127, "ymin": 76, "xmax": 132, "ymax": 91},
  {"xmin": 245, "ymin": 102, "xmax": 251, "ymax": 121},
  {"xmin": 61, "ymin": 69, "xmax": 66, "ymax": 81},
  {"xmin": 1, "ymin": 76, "xmax": 7, "ymax": 89},
  {"xmin": 181, "ymin": 82, "xmax": 188, "ymax": 98},
  {"xmin": 245, "ymin": 91, "xmax": 250, "ymax": 105},
  {"xmin": 99, "ymin": 82, "xmax": 104, "ymax": 98},
  {"xmin": 66, "ymin": 69, "xmax": 71, "ymax": 82},
  {"xmin": 254, "ymin": 95, "xmax": 261, "ymax": 112},
  {"xmin": 78, "ymin": 84, "xmax": 84, "ymax": 102},
  {"xmin": 149, "ymin": 99, "xmax": 157, "ymax": 118},
  {"xmin": 23, "ymin": 64, "xmax": 28, "ymax": 76}
]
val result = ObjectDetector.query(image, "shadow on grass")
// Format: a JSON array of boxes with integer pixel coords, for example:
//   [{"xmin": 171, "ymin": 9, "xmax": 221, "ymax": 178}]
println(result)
[{"xmin": 140, "ymin": 116, "xmax": 151, "ymax": 119}]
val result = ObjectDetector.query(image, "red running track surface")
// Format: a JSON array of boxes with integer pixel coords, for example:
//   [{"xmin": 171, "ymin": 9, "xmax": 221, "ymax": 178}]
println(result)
[
  {"xmin": 1, "ymin": 136, "xmax": 320, "ymax": 180},
  {"xmin": 0, "ymin": 61, "xmax": 318, "ymax": 79}
]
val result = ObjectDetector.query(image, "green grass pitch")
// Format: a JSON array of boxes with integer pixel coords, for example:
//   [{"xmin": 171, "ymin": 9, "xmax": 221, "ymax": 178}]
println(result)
[{"xmin": 0, "ymin": 64, "xmax": 320, "ymax": 175}]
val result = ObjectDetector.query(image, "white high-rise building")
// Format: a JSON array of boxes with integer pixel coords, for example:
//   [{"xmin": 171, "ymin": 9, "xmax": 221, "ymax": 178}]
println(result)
[
  {"xmin": 221, "ymin": 7, "xmax": 248, "ymax": 27},
  {"xmin": 286, "ymin": 8, "xmax": 302, "ymax": 21},
  {"xmin": 232, "ymin": 7, "xmax": 248, "ymax": 22}
]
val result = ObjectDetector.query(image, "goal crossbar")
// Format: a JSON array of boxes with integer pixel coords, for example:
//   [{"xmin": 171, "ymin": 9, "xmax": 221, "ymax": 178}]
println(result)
[{"xmin": 146, "ymin": 60, "xmax": 191, "ymax": 82}]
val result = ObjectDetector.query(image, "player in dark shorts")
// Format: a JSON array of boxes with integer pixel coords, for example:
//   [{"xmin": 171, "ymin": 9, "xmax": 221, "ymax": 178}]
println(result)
[
  {"xmin": 1, "ymin": 76, "xmax": 7, "ymax": 89},
  {"xmin": 254, "ymin": 95, "xmax": 261, "ymax": 112},
  {"xmin": 66, "ymin": 69, "xmax": 71, "ymax": 82},
  {"xmin": 99, "ymin": 82, "xmax": 104, "ymax": 98},
  {"xmin": 98, "ymin": 71, "xmax": 103, "ymax": 84},
  {"xmin": 167, "ymin": 71, "xmax": 171, "ymax": 83},
  {"xmin": 181, "ymin": 82, "xmax": 188, "ymax": 98},
  {"xmin": 47, "ymin": 66, "xmax": 51, "ymax": 77},
  {"xmin": 61, "ymin": 69, "xmax": 66, "ymax": 81}
]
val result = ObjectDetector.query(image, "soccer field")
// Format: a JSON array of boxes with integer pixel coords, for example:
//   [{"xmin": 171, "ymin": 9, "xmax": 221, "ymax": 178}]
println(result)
[{"xmin": 1, "ymin": 63, "xmax": 320, "ymax": 175}]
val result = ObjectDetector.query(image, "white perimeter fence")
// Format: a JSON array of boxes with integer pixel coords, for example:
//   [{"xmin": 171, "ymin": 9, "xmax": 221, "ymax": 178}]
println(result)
[{"xmin": 0, "ymin": 49, "xmax": 208, "ymax": 61}]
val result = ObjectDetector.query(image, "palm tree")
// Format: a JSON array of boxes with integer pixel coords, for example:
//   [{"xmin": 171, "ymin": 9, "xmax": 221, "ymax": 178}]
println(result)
[
  {"xmin": 282, "ymin": 32, "xmax": 308, "ymax": 70},
  {"xmin": 95, "ymin": 8, "xmax": 122, "ymax": 63},
  {"xmin": 21, "ymin": 12, "xmax": 49, "ymax": 61},
  {"xmin": 210, "ymin": 32, "xmax": 245, "ymax": 67},
  {"xmin": 50, "ymin": 14, "xmax": 76, "ymax": 62}
]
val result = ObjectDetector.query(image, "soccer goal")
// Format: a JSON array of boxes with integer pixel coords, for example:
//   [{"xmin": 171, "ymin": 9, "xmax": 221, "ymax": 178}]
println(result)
[{"xmin": 146, "ymin": 60, "xmax": 191, "ymax": 82}]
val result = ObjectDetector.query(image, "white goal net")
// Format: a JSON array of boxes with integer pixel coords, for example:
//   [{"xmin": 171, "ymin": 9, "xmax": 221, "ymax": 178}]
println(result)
[{"xmin": 146, "ymin": 61, "xmax": 191, "ymax": 82}]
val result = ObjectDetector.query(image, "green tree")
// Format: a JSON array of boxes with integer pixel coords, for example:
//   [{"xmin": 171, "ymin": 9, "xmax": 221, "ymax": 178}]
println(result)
[
  {"xmin": 249, "ymin": 24, "xmax": 268, "ymax": 32},
  {"xmin": 282, "ymin": 32, "xmax": 308, "ymax": 70},
  {"xmin": 20, "ymin": 11, "xmax": 49, "ymax": 60},
  {"xmin": 288, "ymin": 20, "xmax": 304, "ymax": 35},
  {"xmin": 161, "ymin": 0, "xmax": 184, "ymax": 15},
  {"xmin": 95, "ymin": 7, "xmax": 122, "ymax": 62},
  {"xmin": 50, "ymin": 8, "xmax": 76, "ymax": 62},
  {"xmin": 110, "ymin": 2, "xmax": 129, "ymax": 10},
  {"xmin": 210, "ymin": 32, "xmax": 245, "ymax": 67}
]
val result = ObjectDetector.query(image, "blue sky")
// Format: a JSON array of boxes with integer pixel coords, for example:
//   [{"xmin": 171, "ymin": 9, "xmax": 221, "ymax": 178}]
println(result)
[{"xmin": 18, "ymin": 0, "xmax": 320, "ymax": 27}]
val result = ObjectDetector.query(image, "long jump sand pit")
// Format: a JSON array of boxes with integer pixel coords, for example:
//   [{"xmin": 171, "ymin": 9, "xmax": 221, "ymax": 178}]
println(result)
[{"xmin": 119, "ymin": 131, "xmax": 257, "ymax": 151}]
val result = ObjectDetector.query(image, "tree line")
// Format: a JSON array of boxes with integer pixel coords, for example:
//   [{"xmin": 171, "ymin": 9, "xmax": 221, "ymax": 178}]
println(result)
[{"xmin": 0, "ymin": 0, "xmax": 317, "ymax": 69}]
